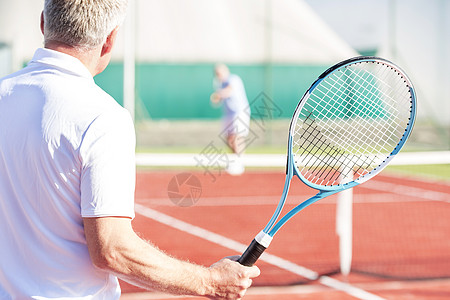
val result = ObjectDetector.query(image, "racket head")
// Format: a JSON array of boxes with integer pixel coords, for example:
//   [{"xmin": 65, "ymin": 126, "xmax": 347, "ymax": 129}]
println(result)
[{"xmin": 288, "ymin": 56, "xmax": 416, "ymax": 191}]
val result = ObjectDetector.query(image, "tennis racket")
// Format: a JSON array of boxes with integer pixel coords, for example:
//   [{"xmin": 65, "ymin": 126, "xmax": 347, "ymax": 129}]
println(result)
[{"xmin": 238, "ymin": 56, "xmax": 417, "ymax": 266}]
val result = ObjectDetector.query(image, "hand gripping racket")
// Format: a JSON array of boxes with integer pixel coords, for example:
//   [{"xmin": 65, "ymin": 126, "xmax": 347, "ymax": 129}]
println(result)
[{"xmin": 238, "ymin": 56, "xmax": 417, "ymax": 266}]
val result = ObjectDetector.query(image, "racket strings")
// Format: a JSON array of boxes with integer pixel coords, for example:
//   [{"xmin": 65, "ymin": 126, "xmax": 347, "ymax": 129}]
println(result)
[
  {"xmin": 341, "ymin": 65, "xmax": 411, "ymax": 147},
  {"xmin": 320, "ymin": 66, "xmax": 408, "ymax": 139},
  {"xmin": 319, "ymin": 64, "xmax": 410, "ymax": 142},
  {"xmin": 294, "ymin": 114, "xmax": 343, "ymax": 183},
  {"xmin": 293, "ymin": 113, "xmax": 371, "ymax": 185},
  {"xmin": 293, "ymin": 61, "xmax": 413, "ymax": 186},
  {"xmin": 340, "ymin": 66, "xmax": 411, "ymax": 132},
  {"xmin": 313, "ymin": 71, "xmax": 401, "ymax": 155}
]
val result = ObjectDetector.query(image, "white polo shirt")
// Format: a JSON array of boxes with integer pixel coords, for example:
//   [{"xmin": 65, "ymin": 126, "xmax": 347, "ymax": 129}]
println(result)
[
  {"xmin": 0, "ymin": 48, "xmax": 136, "ymax": 299},
  {"xmin": 213, "ymin": 74, "xmax": 250, "ymax": 136},
  {"xmin": 213, "ymin": 74, "xmax": 249, "ymax": 116}
]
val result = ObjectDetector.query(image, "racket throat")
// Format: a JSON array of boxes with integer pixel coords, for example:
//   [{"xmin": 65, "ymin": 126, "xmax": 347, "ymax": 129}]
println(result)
[
  {"xmin": 264, "ymin": 151, "xmax": 296, "ymax": 233},
  {"xmin": 255, "ymin": 230, "xmax": 273, "ymax": 248}
]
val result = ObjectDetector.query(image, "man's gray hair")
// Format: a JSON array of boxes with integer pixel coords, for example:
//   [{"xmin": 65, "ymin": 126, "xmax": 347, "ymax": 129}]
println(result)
[{"xmin": 43, "ymin": 0, "xmax": 128, "ymax": 50}]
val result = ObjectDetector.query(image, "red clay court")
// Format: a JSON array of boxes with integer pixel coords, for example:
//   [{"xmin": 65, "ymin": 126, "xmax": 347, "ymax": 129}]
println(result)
[{"xmin": 118, "ymin": 168, "xmax": 450, "ymax": 300}]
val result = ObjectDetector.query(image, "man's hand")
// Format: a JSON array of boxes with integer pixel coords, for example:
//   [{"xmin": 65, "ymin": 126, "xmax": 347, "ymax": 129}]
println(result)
[
  {"xmin": 206, "ymin": 256, "xmax": 260, "ymax": 300},
  {"xmin": 210, "ymin": 92, "xmax": 222, "ymax": 106}
]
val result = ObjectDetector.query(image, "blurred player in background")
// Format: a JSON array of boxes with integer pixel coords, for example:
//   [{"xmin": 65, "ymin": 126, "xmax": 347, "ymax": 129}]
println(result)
[
  {"xmin": 0, "ymin": 0, "xmax": 259, "ymax": 299},
  {"xmin": 211, "ymin": 63, "xmax": 250, "ymax": 175}
]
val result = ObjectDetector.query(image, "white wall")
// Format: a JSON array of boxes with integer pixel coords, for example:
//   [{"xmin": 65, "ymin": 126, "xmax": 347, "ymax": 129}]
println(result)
[
  {"xmin": 379, "ymin": 0, "xmax": 450, "ymax": 126},
  {"xmin": 129, "ymin": 0, "xmax": 356, "ymax": 63},
  {"xmin": 2, "ymin": 0, "xmax": 446, "ymax": 125},
  {"xmin": 0, "ymin": 0, "xmax": 356, "ymax": 66},
  {"xmin": 0, "ymin": 0, "xmax": 44, "ymax": 70},
  {"xmin": 306, "ymin": 0, "xmax": 450, "ymax": 126}
]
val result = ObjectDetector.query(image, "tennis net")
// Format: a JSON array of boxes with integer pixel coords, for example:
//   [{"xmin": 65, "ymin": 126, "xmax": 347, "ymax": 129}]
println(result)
[{"xmin": 136, "ymin": 151, "xmax": 450, "ymax": 281}]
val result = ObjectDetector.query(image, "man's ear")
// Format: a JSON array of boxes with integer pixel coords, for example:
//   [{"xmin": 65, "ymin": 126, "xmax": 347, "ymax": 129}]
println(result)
[
  {"xmin": 101, "ymin": 26, "xmax": 120, "ymax": 57},
  {"xmin": 40, "ymin": 11, "xmax": 45, "ymax": 35}
]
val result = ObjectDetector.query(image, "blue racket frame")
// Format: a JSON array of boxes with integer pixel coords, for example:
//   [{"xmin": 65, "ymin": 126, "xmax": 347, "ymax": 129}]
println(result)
[
  {"xmin": 264, "ymin": 57, "xmax": 417, "ymax": 237},
  {"xmin": 237, "ymin": 56, "xmax": 417, "ymax": 267}
]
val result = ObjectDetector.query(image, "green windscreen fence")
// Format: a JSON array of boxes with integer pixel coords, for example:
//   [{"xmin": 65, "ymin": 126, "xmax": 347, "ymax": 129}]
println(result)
[{"xmin": 94, "ymin": 62, "xmax": 328, "ymax": 120}]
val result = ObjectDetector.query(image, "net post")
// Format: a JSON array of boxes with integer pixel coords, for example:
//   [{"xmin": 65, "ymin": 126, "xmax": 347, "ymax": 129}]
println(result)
[{"xmin": 336, "ymin": 166, "xmax": 353, "ymax": 276}]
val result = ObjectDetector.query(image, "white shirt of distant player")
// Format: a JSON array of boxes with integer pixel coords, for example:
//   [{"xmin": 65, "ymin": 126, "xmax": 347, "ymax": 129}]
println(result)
[
  {"xmin": 214, "ymin": 74, "xmax": 250, "ymax": 116},
  {"xmin": 0, "ymin": 48, "xmax": 135, "ymax": 299}
]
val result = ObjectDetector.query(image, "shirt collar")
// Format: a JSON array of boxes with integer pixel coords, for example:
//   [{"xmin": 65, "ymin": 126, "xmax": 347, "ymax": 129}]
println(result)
[{"xmin": 29, "ymin": 48, "xmax": 94, "ymax": 81}]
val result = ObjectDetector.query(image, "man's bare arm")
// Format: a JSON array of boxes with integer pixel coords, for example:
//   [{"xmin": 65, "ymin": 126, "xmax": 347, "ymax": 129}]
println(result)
[{"xmin": 83, "ymin": 217, "xmax": 259, "ymax": 299}]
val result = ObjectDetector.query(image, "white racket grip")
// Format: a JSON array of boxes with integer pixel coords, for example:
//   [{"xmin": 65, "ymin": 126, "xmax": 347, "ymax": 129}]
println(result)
[{"xmin": 255, "ymin": 230, "xmax": 273, "ymax": 248}]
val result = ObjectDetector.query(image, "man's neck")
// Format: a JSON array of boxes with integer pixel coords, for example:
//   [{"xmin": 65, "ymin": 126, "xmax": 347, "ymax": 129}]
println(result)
[{"xmin": 44, "ymin": 42, "xmax": 102, "ymax": 76}]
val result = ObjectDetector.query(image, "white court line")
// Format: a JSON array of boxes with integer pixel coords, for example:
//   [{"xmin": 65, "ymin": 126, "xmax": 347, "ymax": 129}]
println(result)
[
  {"xmin": 135, "ymin": 203, "xmax": 386, "ymax": 300},
  {"xmin": 361, "ymin": 180, "xmax": 450, "ymax": 202}
]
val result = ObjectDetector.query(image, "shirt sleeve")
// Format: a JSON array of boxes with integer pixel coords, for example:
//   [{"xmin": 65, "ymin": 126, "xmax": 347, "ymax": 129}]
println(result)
[{"xmin": 79, "ymin": 108, "xmax": 136, "ymax": 218}]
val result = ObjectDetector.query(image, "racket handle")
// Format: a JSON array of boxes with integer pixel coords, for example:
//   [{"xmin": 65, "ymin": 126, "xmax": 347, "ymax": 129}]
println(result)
[{"xmin": 237, "ymin": 239, "xmax": 267, "ymax": 266}]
